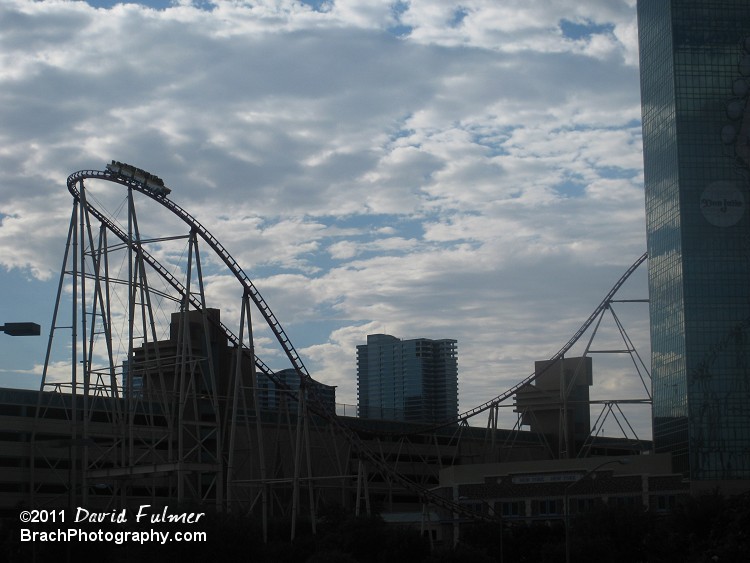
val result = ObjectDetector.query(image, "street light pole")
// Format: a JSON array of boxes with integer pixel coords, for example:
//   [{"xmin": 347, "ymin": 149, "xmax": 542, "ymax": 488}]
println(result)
[{"xmin": 564, "ymin": 458, "xmax": 629, "ymax": 563}]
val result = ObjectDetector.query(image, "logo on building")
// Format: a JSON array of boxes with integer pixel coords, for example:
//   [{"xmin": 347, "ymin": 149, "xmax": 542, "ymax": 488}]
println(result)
[{"xmin": 700, "ymin": 181, "xmax": 745, "ymax": 227}]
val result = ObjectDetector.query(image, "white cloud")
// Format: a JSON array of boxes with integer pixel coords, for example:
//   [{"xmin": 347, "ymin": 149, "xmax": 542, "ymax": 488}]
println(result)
[{"xmin": 0, "ymin": 0, "xmax": 650, "ymax": 436}]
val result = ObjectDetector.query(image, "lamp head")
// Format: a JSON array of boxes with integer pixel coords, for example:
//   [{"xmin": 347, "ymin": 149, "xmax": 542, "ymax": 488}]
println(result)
[{"xmin": 0, "ymin": 322, "xmax": 41, "ymax": 336}]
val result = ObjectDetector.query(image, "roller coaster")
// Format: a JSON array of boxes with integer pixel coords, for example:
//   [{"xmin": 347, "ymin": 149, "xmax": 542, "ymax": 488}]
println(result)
[{"xmin": 29, "ymin": 163, "xmax": 651, "ymax": 538}]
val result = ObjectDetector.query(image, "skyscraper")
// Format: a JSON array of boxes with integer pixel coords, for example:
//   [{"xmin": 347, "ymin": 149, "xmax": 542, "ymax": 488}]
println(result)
[
  {"xmin": 356, "ymin": 334, "xmax": 458, "ymax": 424},
  {"xmin": 637, "ymin": 0, "xmax": 750, "ymax": 481}
]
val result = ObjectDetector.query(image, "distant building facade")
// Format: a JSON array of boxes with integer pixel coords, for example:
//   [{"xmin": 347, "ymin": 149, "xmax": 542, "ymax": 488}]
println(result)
[
  {"xmin": 357, "ymin": 334, "xmax": 458, "ymax": 424},
  {"xmin": 436, "ymin": 455, "xmax": 690, "ymax": 546},
  {"xmin": 128, "ymin": 308, "xmax": 336, "ymax": 414},
  {"xmin": 638, "ymin": 0, "xmax": 750, "ymax": 480},
  {"xmin": 259, "ymin": 368, "xmax": 336, "ymax": 414},
  {"xmin": 2, "ymin": 385, "xmax": 569, "ymax": 518}
]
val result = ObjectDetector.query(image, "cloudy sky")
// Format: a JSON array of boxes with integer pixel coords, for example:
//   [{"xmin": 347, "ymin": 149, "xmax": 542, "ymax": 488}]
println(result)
[{"xmin": 0, "ymin": 0, "xmax": 651, "ymax": 437}]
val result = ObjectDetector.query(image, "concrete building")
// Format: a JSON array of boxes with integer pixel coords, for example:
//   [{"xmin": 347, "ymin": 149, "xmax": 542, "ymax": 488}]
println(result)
[
  {"xmin": 3, "ymin": 312, "xmax": 655, "ymax": 542},
  {"xmin": 514, "ymin": 357, "xmax": 593, "ymax": 458},
  {"xmin": 436, "ymin": 454, "xmax": 690, "ymax": 546},
  {"xmin": 258, "ymin": 368, "xmax": 336, "ymax": 414},
  {"xmin": 357, "ymin": 334, "xmax": 458, "ymax": 424},
  {"xmin": 637, "ymin": 0, "xmax": 750, "ymax": 483},
  {"xmin": 1, "ymin": 385, "xmax": 557, "ymax": 519}
]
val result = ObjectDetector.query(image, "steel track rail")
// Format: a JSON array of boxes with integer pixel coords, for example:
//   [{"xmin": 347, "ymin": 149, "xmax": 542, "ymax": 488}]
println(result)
[
  {"xmin": 395, "ymin": 251, "xmax": 649, "ymax": 436},
  {"xmin": 68, "ymin": 170, "xmax": 310, "ymax": 380},
  {"xmin": 67, "ymin": 170, "xmax": 281, "ymax": 379},
  {"xmin": 66, "ymin": 169, "xmax": 494, "ymax": 522},
  {"xmin": 69, "ymin": 170, "xmax": 649, "ymax": 437}
]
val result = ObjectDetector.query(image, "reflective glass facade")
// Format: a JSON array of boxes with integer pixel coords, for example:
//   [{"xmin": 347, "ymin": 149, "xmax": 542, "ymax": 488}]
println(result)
[
  {"xmin": 638, "ymin": 0, "xmax": 750, "ymax": 479},
  {"xmin": 357, "ymin": 334, "xmax": 458, "ymax": 423}
]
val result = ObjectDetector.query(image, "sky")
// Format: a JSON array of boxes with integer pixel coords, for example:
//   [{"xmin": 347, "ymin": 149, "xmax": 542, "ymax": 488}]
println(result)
[{"xmin": 0, "ymin": 0, "xmax": 651, "ymax": 437}]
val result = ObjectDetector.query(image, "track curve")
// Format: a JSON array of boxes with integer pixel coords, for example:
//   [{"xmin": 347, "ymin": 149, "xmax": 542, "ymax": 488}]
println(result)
[
  {"xmin": 68, "ymin": 168, "xmax": 648, "ymax": 435},
  {"xmin": 464, "ymin": 251, "xmax": 648, "ymax": 417},
  {"xmin": 66, "ymin": 167, "xmax": 497, "ymax": 522},
  {"xmin": 397, "ymin": 251, "xmax": 649, "ymax": 436},
  {"xmin": 67, "ymin": 169, "xmax": 310, "ymax": 383}
]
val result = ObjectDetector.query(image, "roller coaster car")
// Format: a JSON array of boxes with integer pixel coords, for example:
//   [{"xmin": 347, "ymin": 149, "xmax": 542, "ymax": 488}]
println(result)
[{"xmin": 105, "ymin": 160, "xmax": 172, "ymax": 197}]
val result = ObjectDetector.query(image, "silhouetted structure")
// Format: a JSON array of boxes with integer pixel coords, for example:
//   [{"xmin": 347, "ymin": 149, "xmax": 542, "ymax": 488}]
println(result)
[{"xmin": 515, "ymin": 357, "xmax": 592, "ymax": 458}]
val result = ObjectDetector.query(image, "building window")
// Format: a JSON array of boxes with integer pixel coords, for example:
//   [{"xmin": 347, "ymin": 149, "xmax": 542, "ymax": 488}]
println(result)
[
  {"xmin": 500, "ymin": 501, "xmax": 524, "ymax": 518},
  {"xmin": 654, "ymin": 494, "xmax": 676, "ymax": 512},
  {"xmin": 611, "ymin": 496, "xmax": 639, "ymax": 509},
  {"xmin": 573, "ymin": 497, "xmax": 597, "ymax": 514},
  {"xmin": 536, "ymin": 499, "xmax": 561, "ymax": 516}
]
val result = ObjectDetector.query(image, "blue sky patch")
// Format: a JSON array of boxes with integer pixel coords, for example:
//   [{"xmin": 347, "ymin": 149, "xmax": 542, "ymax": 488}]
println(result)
[
  {"xmin": 449, "ymin": 7, "xmax": 469, "ymax": 28},
  {"xmin": 559, "ymin": 19, "xmax": 614, "ymax": 41},
  {"xmin": 555, "ymin": 178, "xmax": 587, "ymax": 198}
]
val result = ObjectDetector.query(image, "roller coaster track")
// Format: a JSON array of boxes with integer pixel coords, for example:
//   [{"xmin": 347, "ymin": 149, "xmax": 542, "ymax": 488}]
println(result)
[
  {"xmin": 66, "ymin": 170, "xmax": 288, "ymax": 384},
  {"xmin": 66, "ymin": 169, "xmax": 498, "ymax": 524},
  {"xmin": 69, "ymin": 167, "xmax": 648, "ymax": 439},
  {"xmin": 394, "ymin": 251, "xmax": 649, "ymax": 435},
  {"xmin": 67, "ymin": 169, "xmax": 310, "ymax": 382},
  {"xmin": 69, "ymin": 171, "xmax": 648, "ymax": 432}
]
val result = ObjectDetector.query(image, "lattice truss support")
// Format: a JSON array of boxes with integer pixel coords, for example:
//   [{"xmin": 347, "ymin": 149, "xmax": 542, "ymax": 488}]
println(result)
[
  {"xmin": 30, "ymin": 184, "xmax": 233, "ymax": 512},
  {"xmin": 28, "ymin": 170, "xmax": 497, "ymax": 542},
  {"xmin": 28, "ymin": 166, "xmax": 653, "ymax": 541},
  {"xmin": 480, "ymin": 254, "xmax": 652, "ymax": 461}
]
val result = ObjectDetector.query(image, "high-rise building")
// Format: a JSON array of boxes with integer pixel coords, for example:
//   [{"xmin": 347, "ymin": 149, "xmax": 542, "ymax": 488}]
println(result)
[
  {"xmin": 357, "ymin": 334, "xmax": 458, "ymax": 424},
  {"xmin": 637, "ymin": 0, "xmax": 750, "ymax": 481}
]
